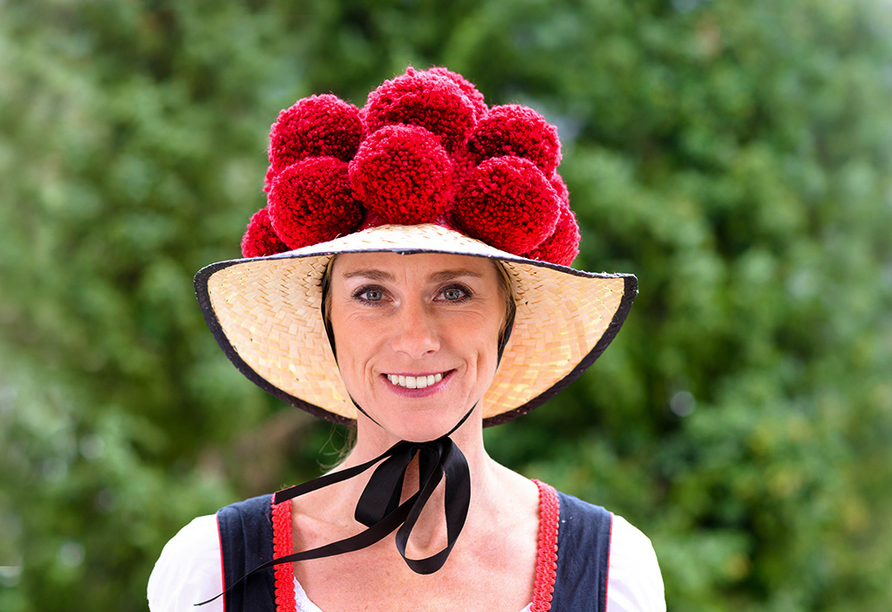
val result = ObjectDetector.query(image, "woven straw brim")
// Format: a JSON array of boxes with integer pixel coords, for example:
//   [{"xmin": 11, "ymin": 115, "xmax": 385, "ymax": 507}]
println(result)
[{"xmin": 194, "ymin": 224, "xmax": 636, "ymax": 427}]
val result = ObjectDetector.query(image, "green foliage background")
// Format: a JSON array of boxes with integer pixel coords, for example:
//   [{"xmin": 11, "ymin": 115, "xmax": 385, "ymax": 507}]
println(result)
[{"xmin": 1, "ymin": 0, "xmax": 891, "ymax": 610}]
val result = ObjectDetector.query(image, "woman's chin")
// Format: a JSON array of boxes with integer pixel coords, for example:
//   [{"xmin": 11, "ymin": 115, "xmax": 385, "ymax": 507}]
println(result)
[
  {"xmin": 383, "ymin": 413, "xmax": 463, "ymax": 444},
  {"xmin": 357, "ymin": 402, "xmax": 473, "ymax": 444}
]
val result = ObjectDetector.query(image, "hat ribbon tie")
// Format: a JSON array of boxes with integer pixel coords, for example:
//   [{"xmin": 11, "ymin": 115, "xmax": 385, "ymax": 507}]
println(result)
[{"xmin": 194, "ymin": 416, "xmax": 471, "ymax": 606}]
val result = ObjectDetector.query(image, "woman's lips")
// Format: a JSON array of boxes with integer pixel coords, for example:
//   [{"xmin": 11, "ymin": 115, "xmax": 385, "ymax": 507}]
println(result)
[
  {"xmin": 383, "ymin": 370, "xmax": 453, "ymax": 396},
  {"xmin": 386, "ymin": 372, "xmax": 444, "ymax": 389}
]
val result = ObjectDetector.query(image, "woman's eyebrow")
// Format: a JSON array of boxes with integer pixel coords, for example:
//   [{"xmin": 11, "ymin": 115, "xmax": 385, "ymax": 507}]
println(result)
[
  {"xmin": 340, "ymin": 269, "xmax": 483, "ymax": 282},
  {"xmin": 428, "ymin": 269, "xmax": 483, "ymax": 282},
  {"xmin": 341, "ymin": 269, "xmax": 395, "ymax": 281}
]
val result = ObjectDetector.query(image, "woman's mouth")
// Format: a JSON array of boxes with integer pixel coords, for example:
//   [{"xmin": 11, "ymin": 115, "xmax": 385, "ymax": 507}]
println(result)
[{"xmin": 386, "ymin": 372, "xmax": 446, "ymax": 389}]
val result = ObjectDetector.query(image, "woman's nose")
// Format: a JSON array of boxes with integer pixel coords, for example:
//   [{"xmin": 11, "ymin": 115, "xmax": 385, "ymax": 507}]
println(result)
[{"xmin": 390, "ymin": 300, "xmax": 440, "ymax": 358}]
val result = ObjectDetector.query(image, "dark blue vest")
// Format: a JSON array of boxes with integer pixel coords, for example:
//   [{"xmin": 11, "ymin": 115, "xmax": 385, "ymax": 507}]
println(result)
[{"xmin": 218, "ymin": 490, "xmax": 611, "ymax": 611}]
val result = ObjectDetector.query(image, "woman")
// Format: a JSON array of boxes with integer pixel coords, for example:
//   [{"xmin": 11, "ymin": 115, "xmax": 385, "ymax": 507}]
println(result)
[{"xmin": 148, "ymin": 67, "xmax": 665, "ymax": 611}]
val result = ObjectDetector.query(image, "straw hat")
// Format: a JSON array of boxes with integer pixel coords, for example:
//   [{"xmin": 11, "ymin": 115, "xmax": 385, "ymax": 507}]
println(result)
[{"xmin": 194, "ymin": 67, "xmax": 637, "ymax": 427}]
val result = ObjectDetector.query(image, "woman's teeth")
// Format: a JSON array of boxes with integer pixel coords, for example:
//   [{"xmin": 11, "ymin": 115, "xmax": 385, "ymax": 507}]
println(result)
[{"xmin": 387, "ymin": 373, "xmax": 444, "ymax": 389}]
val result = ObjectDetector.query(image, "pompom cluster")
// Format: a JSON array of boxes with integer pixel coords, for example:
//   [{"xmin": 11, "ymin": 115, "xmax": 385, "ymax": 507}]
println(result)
[{"xmin": 242, "ymin": 67, "xmax": 580, "ymax": 266}]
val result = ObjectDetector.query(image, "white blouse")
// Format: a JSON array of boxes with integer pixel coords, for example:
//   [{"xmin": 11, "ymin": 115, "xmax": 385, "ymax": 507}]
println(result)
[{"xmin": 147, "ymin": 509, "xmax": 664, "ymax": 612}]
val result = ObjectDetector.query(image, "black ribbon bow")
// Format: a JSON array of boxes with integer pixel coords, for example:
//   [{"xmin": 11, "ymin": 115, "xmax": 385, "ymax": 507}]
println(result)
[{"xmin": 195, "ymin": 433, "xmax": 471, "ymax": 606}]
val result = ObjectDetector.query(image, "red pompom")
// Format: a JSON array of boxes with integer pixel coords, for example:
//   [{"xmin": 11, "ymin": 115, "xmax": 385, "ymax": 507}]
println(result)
[
  {"xmin": 349, "ymin": 124, "xmax": 453, "ymax": 225},
  {"xmin": 267, "ymin": 157, "xmax": 365, "ymax": 249},
  {"xmin": 241, "ymin": 207, "xmax": 289, "ymax": 258},
  {"xmin": 266, "ymin": 95, "xmax": 362, "ymax": 186},
  {"xmin": 451, "ymin": 156, "xmax": 561, "ymax": 254},
  {"xmin": 362, "ymin": 67, "xmax": 478, "ymax": 153},
  {"xmin": 550, "ymin": 173, "xmax": 569, "ymax": 208},
  {"xmin": 524, "ymin": 203, "xmax": 580, "ymax": 266},
  {"xmin": 468, "ymin": 105, "xmax": 562, "ymax": 175},
  {"xmin": 450, "ymin": 144, "xmax": 478, "ymax": 188},
  {"xmin": 427, "ymin": 67, "xmax": 488, "ymax": 122}
]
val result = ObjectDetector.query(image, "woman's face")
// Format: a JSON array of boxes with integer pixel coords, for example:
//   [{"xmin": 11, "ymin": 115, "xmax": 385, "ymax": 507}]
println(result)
[{"xmin": 328, "ymin": 252, "xmax": 507, "ymax": 442}]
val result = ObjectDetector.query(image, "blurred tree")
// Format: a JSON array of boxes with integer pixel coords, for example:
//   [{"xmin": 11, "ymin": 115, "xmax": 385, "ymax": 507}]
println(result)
[{"xmin": 0, "ymin": 0, "xmax": 890, "ymax": 610}]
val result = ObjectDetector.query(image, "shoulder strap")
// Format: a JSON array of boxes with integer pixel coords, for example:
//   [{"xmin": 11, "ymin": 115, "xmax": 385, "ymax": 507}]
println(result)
[
  {"xmin": 217, "ymin": 494, "xmax": 277, "ymax": 612},
  {"xmin": 550, "ymin": 491, "xmax": 612, "ymax": 612}
]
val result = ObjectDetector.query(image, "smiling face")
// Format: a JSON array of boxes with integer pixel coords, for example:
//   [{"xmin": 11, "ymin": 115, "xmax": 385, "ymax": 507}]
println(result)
[{"xmin": 327, "ymin": 252, "xmax": 508, "ymax": 443}]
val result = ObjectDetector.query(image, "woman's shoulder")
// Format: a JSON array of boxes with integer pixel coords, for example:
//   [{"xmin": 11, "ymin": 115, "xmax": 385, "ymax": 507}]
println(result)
[
  {"xmin": 546, "ymin": 486, "xmax": 665, "ymax": 612},
  {"xmin": 147, "ymin": 514, "xmax": 224, "ymax": 612}
]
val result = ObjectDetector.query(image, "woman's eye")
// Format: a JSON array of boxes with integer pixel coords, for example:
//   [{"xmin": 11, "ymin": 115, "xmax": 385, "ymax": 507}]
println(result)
[
  {"xmin": 439, "ymin": 286, "xmax": 469, "ymax": 301},
  {"xmin": 354, "ymin": 287, "xmax": 385, "ymax": 303}
]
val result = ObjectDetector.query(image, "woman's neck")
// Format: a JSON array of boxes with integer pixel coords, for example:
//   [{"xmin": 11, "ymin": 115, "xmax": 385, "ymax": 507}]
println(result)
[{"xmin": 323, "ymin": 413, "xmax": 498, "ymax": 558}]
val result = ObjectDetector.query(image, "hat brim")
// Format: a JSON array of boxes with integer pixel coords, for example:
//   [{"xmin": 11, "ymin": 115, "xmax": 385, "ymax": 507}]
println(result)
[{"xmin": 194, "ymin": 224, "xmax": 636, "ymax": 427}]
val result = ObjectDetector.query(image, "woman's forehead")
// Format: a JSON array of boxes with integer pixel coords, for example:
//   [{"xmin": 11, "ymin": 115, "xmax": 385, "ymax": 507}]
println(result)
[{"xmin": 332, "ymin": 252, "xmax": 498, "ymax": 280}]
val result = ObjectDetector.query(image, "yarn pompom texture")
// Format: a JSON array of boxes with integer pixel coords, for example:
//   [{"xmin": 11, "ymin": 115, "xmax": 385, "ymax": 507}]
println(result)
[
  {"xmin": 241, "ymin": 207, "xmax": 289, "ymax": 258},
  {"xmin": 468, "ymin": 105, "xmax": 562, "ymax": 175},
  {"xmin": 267, "ymin": 156, "xmax": 365, "ymax": 249},
  {"xmin": 265, "ymin": 95, "xmax": 363, "ymax": 189},
  {"xmin": 524, "ymin": 202, "xmax": 581, "ymax": 266},
  {"xmin": 451, "ymin": 156, "xmax": 561, "ymax": 255},
  {"xmin": 362, "ymin": 67, "xmax": 480, "ymax": 153},
  {"xmin": 349, "ymin": 124, "xmax": 453, "ymax": 225},
  {"xmin": 426, "ymin": 67, "xmax": 488, "ymax": 122}
]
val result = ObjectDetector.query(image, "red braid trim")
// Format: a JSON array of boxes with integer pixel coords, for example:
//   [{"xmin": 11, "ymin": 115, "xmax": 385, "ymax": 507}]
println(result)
[
  {"xmin": 530, "ymin": 480, "xmax": 560, "ymax": 612},
  {"xmin": 272, "ymin": 497, "xmax": 297, "ymax": 612}
]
